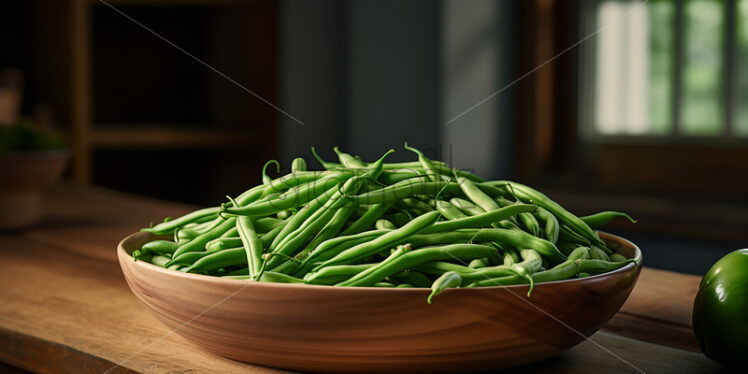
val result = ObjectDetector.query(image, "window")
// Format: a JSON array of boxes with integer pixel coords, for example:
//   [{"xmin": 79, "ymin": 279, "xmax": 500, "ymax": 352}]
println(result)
[{"xmin": 581, "ymin": 0, "xmax": 747, "ymax": 140}]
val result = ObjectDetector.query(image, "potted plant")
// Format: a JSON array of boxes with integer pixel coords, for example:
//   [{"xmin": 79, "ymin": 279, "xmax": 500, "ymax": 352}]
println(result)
[{"xmin": 0, "ymin": 69, "xmax": 69, "ymax": 229}]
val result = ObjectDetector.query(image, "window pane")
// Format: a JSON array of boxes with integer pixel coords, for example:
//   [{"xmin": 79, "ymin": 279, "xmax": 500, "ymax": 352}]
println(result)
[
  {"xmin": 594, "ymin": 1, "xmax": 673, "ymax": 135},
  {"xmin": 681, "ymin": 0, "xmax": 724, "ymax": 136},
  {"xmin": 737, "ymin": 0, "xmax": 748, "ymax": 135}
]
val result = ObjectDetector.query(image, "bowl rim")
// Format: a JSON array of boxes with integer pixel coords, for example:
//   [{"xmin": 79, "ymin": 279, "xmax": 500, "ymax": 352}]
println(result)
[{"xmin": 118, "ymin": 230, "xmax": 642, "ymax": 292}]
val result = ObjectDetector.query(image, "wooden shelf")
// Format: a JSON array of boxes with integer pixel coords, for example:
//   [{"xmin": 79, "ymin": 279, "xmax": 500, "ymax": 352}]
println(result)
[{"xmin": 91, "ymin": 126, "xmax": 260, "ymax": 149}]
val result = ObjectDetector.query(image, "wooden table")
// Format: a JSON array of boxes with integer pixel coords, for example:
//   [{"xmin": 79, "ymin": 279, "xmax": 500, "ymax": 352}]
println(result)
[{"xmin": 0, "ymin": 185, "xmax": 729, "ymax": 373}]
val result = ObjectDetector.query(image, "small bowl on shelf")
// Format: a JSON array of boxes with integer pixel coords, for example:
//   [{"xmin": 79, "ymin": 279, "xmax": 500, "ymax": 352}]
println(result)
[
  {"xmin": 118, "ymin": 231, "xmax": 642, "ymax": 373},
  {"xmin": 0, "ymin": 150, "xmax": 69, "ymax": 229}
]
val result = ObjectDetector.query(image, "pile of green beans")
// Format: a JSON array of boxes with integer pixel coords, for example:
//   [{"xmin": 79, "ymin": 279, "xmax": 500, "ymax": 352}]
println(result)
[{"xmin": 136, "ymin": 145, "xmax": 638, "ymax": 303}]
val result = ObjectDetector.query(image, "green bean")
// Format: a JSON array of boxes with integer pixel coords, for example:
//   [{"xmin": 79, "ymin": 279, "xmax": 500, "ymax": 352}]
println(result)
[
  {"xmin": 495, "ymin": 197, "xmax": 541, "ymax": 237},
  {"xmin": 346, "ymin": 181, "xmax": 500, "ymax": 205},
  {"xmin": 260, "ymin": 222, "xmax": 285, "ymax": 247},
  {"xmin": 186, "ymin": 247, "xmax": 247, "ymax": 273},
  {"xmin": 414, "ymin": 261, "xmax": 473, "ymax": 275},
  {"xmin": 559, "ymin": 224, "xmax": 592, "ymax": 245},
  {"xmin": 589, "ymin": 245, "xmax": 611, "ymax": 261},
  {"xmin": 504, "ymin": 247, "xmax": 520, "ymax": 265},
  {"xmin": 226, "ymin": 267, "xmax": 249, "ymax": 276},
  {"xmin": 610, "ymin": 253, "xmax": 628, "ymax": 262},
  {"xmin": 580, "ymin": 211, "xmax": 636, "ymax": 228},
  {"xmin": 291, "ymin": 157, "xmax": 307, "ymax": 173},
  {"xmin": 375, "ymin": 219, "xmax": 397, "ymax": 230},
  {"xmin": 338, "ymin": 243, "xmax": 497, "ymax": 287},
  {"xmin": 400, "ymin": 228, "xmax": 563, "ymax": 262},
  {"xmin": 436, "ymin": 200, "xmax": 469, "ymax": 220},
  {"xmin": 268, "ymin": 177, "xmax": 367, "ymax": 269},
  {"xmin": 456, "ymin": 177, "xmax": 501, "ymax": 213},
  {"xmin": 141, "ymin": 240, "xmax": 179, "ymax": 257},
  {"xmin": 220, "ymin": 227, "xmax": 238, "ymax": 238},
  {"xmin": 450, "ymin": 198, "xmax": 485, "ymax": 216},
  {"xmin": 311, "ymin": 146, "xmax": 340, "ymax": 170},
  {"xmin": 577, "ymin": 258, "xmax": 635, "ymax": 273},
  {"xmin": 341, "ymin": 203, "xmax": 392, "ymax": 235},
  {"xmin": 172, "ymin": 217, "xmax": 237, "ymax": 258},
  {"xmin": 314, "ymin": 211, "xmax": 441, "ymax": 269},
  {"xmin": 378, "ymin": 170, "xmax": 422, "ymax": 185},
  {"xmin": 304, "ymin": 264, "xmax": 374, "ymax": 285},
  {"xmin": 396, "ymin": 197, "xmax": 433, "ymax": 214},
  {"xmin": 260, "ymin": 171, "xmax": 334, "ymax": 198},
  {"xmin": 237, "ymin": 216, "xmax": 264, "ymax": 277},
  {"xmin": 428, "ymin": 272, "xmax": 462, "ymax": 304},
  {"xmin": 469, "ymin": 258, "xmax": 488, "ymax": 268},
  {"xmin": 495, "ymin": 181, "xmax": 605, "ymax": 247},
  {"xmin": 150, "ymin": 255, "xmax": 171, "ymax": 267},
  {"xmin": 301, "ymin": 230, "xmax": 386, "ymax": 266},
  {"xmin": 404, "ymin": 143, "xmax": 445, "ymax": 182},
  {"xmin": 268, "ymin": 184, "xmax": 340, "ymax": 250},
  {"xmin": 205, "ymin": 237, "xmax": 242, "ymax": 252},
  {"xmin": 420, "ymin": 204, "xmax": 537, "ymax": 234},
  {"xmin": 374, "ymin": 282, "xmax": 396, "ymax": 287},
  {"xmin": 389, "ymin": 270, "xmax": 433, "ymax": 287},
  {"xmin": 262, "ymin": 160, "xmax": 280, "ymax": 184},
  {"xmin": 225, "ymin": 271, "xmax": 305, "ymax": 283},
  {"xmin": 396, "ymin": 283, "xmax": 415, "ymax": 288},
  {"xmin": 286, "ymin": 202, "xmax": 358, "ymax": 266},
  {"xmin": 334, "ymin": 146, "xmax": 367, "ymax": 168},
  {"xmin": 142, "ymin": 207, "xmax": 222, "ymax": 235},
  {"xmin": 566, "ymin": 246, "xmax": 590, "ymax": 261},
  {"xmin": 166, "ymin": 250, "xmax": 213, "ymax": 267}
]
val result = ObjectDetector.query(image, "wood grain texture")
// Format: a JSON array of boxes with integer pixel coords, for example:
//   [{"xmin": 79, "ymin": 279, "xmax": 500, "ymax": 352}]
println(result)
[
  {"xmin": 118, "ymin": 232, "xmax": 642, "ymax": 373},
  {"xmin": 0, "ymin": 185, "xmax": 725, "ymax": 373}
]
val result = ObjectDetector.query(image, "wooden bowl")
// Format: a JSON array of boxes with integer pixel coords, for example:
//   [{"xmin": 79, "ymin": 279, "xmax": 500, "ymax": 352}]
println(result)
[
  {"xmin": 118, "ymin": 232, "xmax": 642, "ymax": 373},
  {"xmin": 0, "ymin": 150, "xmax": 69, "ymax": 229}
]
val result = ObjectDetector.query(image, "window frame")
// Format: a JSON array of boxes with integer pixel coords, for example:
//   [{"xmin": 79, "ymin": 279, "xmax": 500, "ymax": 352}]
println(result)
[{"xmin": 578, "ymin": 0, "xmax": 742, "ymax": 145}]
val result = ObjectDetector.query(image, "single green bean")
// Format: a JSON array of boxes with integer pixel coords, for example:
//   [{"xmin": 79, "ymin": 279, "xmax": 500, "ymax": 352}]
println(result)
[
  {"xmin": 291, "ymin": 157, "xmax": 307, "ymax": 173},
  {"xmin": 237, "ymin": 216, "xmax": 264, "ymax": 277},
  {"xmin": 141, "ymin": 240, "xmax": 179, "ymax": 256},
  {"xmin": 457, "ymin": 177, "xmax": 501, "ymax": 212},
  {"xmin": 436, "ymin": 200, "xmax": 469, "ymax": 220},
  {"xmin": 420, "ymin": 204, "xmax": 537, "ymax": 234},
  {"xmin": 375, "ymin": 219, "xmax": 397, "ymax": 230},
  {"xmin": 428, "ymin": 272, "xmax": 462, "ymax": 304},
  {"xmin": 580, "ymin": 211, "xmax": 636, "ymax": 228},
  {"xmin": 303, "ymin": 264, "xmax": 375, "ymax": 285},
  {"xmin": 142, "ymin": 207, "xmax": 222, "ymax": 235},
  {"xmin": 404, "ymin": 142, "xmax": 445, "ymax": 182},
  {"xmin": 186, "ymin": 247, "xmax": 247, "ymax": 272},
  {"xmin": 334, "ymin": 146, "xmax": 367, "ymax": 168},
  {"xmin": 339, "ymin": 244, "xmax": 497, "ymax": 287}
]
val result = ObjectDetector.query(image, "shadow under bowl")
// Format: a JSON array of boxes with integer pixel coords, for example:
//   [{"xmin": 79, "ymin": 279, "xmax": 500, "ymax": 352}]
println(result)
[{"xmin": 118, "ymin": 231, "xmax": 642, "ymax": 373}]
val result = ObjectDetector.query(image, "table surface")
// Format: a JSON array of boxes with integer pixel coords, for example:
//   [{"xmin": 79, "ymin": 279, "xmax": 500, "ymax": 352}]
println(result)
[{"xmin": 0, "ymin": 185, "xmax": 731, "ymax": 373}]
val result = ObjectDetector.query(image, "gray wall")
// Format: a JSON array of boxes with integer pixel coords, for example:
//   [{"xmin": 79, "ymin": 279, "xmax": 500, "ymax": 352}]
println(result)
[
  {"xmin": 440, "ymin": 0, "xmax": 516, "ymax": 179},
  {"xmin": 278, "ymin": 0, "xmax": 515, "ymax": 176}
]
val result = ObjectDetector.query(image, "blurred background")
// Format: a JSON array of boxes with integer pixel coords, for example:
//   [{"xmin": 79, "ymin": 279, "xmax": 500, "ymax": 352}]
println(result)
[{"xmin": 2, "ymin": 0, "xmax": 747, "ymax": 274}]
